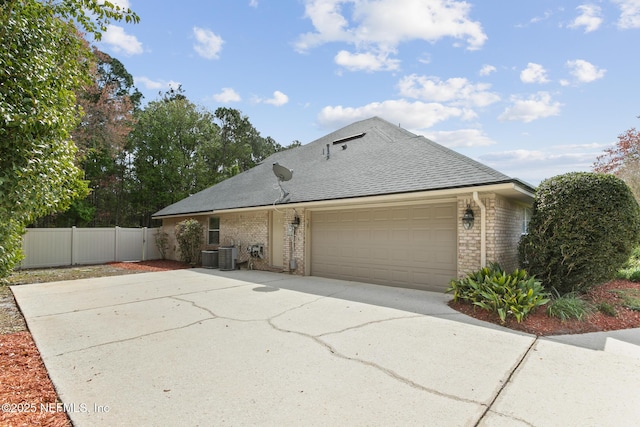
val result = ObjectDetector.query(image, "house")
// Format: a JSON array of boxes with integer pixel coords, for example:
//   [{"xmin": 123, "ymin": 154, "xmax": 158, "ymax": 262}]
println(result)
[{"xmin": 153, "ymin": 116, "xmax": 535, "ymax": 292}]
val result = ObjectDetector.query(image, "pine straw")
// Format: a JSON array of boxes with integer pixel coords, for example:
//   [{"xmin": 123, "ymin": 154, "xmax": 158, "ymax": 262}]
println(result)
[{"xmin": 0, "ymin": 332, "xmax": 71, "ymax": 427}]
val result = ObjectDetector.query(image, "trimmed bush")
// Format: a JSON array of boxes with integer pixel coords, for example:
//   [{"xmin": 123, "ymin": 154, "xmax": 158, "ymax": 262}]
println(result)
[
  {"xmin": 519, "ymin": 172, "xmax": 640, "ymax": 295},
  {"xmin": 175, "ymin": 219, "xmax": 204, "ymax": 266},
  {"xmin": 155, "ymin": 230, "xmax": 170, "ymax": 260},
  {"xmin": 447, "ymin": 263, "xmax": 550, "ymax": 323}
]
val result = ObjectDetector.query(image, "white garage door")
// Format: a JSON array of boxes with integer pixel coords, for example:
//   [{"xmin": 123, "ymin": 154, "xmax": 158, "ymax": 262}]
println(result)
[{"xmin": 311, "ymin": 203, "xmax": 457, "ymax": 292}]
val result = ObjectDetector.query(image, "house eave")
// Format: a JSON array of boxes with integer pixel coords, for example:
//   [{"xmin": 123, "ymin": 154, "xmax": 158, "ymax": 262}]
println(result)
[{"xmin": 152, "ymin": 180, "xmax": 534, "ymax": 219}]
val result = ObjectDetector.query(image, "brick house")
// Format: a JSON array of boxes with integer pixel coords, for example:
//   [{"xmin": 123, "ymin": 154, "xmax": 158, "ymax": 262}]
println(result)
[{"xmin": 153, "ymin": 117, "xmax": 534, "ymax": 292}]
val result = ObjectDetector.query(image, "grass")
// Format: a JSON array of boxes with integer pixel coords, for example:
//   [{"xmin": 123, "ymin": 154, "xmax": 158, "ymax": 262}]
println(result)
[
  {"xmin": 546, "ymin": 292, "xmax": 594, "ymax": 321},
  {"xmin": 610, "ymin": 288, "xmax": 640, "ymax": 311}
]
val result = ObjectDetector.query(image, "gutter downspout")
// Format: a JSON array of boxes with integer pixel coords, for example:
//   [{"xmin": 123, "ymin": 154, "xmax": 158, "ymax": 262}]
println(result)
[{"xmin": 473, "ymin": 191, "xmax": 486, "ymax": 268}]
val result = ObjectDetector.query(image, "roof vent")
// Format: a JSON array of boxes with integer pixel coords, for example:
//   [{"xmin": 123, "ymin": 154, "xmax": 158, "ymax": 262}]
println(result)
[{"xmin": 333, "ymin": 132, "xmax": 365, "ymax": 145}]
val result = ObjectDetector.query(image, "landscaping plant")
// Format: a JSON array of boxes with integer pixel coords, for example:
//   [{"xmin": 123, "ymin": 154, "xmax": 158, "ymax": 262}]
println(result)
[
  {"xmin": 155, "ymin": 230, "xmax": 170, "ymax": 260},
  {"xmin": 546, "ymin": 292, "xmax": 594, "ymax": 321},
  {"xmin": 519, "ymin": 172, "xmax": 640, "ymax": 295},
  {"xmin": 615, "ymin": 246, "xmax": 640, "ymax": 282},
  {"xmin": 447, "ymin": 263, "xmax": 550, "ymax": 323},
  {"xmin": 174, "ymin": 219, "xmax": 204, "ymax": 266}
]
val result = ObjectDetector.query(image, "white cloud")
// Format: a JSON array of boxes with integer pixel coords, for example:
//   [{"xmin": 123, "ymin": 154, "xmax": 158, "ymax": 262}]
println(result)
[
  {"xmin": 520, "ymin": 63, "xmax": 549, "ymax": 84},
  {"xmin": 421, "ymin": 129, "xmax": 497, "ymax": 148},
  {"xmin": 568, "ymin": 4, "xmax": 603, "ymax": 32},
  {"xmin": 256, "ymin": 91, "xmax": 289, "ymax": 106},
  {"xmin": 102, "ymin": 25, "xmax": 143, "ymax": 55},
  {"xmin": 214, "ymin": 88, "xmax": 241, "ymax": 103},
  {"xmin": 249, "ymin": 0, "xmax": 259, "ymax": 7},
  {"xmin": 398, "ymin": 74, "xmax": 500, "ymax": 108},
  {"xmin": 612, "ymin": 0, "xmax": 640, "ymax": 29},
  {"xmin": 135, "ymin": 77, "xmax": 181, "ymax": 91},
  {"xmin": 334, "ymin": 50, "xmax": 400, "ymax": 72},
  {"xmin": 479, "ymin": 64, "xmax": 496, "ymax": 76},
  {"xmin": 193, "ymin": 27, "xmax": 224, "ymax": 59},
  {"xmin": 295, "ymin": 0, "xmax": 487, "ymax": 55},
  {"xmin": 478, "ymin": 148, "xmax": 599, "ymax": 184},
  {"xmin": 317, "ymin": 99, "xmax": 470, "ymax": 130},
  {"xmin": 498, "ymin": 92, "xmax": 562, "ymax": 123},
  {"xmin": 99, "ymin": 0, "xmax": 130, "ymax": 8},
  {"xmin": 566, "ymin": 59, "xmax": 606, "ymax": 83}
]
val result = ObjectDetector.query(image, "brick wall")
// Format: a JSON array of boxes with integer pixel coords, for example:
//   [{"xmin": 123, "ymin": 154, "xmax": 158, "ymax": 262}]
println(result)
[
  {"xmin": 456, "ymin": 194, "xmax": 528, "ymax": 276},
  {"xmin": 281, "ymin": 208, "xmax": 306, "ymax": 275},
  {"xmin": 490, "ymin": 194, "xmax": 526, "ymax": 272},
  {"xmin": 457, "ymin": 197, "xmax": 481, "ymax": 275},
  {"xmin": 161, "ymin": 208, "xmax": 307, "ymax": 275}
]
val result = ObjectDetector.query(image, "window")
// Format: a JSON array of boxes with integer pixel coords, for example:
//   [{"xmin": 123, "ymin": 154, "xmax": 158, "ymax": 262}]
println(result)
[
  {"xmin": 522, "ymin": 207, "xmax": 532, "ymax": 234},
  {"xmin": 208, "ymin": 217, "xmax": 220, "ymax": 245}
]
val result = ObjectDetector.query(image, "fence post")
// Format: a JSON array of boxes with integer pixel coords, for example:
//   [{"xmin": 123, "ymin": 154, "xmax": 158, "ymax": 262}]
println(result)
[
  {"xmin": 71, "ymin": 226, "xmax": 77, "ymax": 266},
  {"xmin": 142, "ymin": 227, "xmax": 147, "ymax": 261},
  {"xmin": 114, "ymin": 226, "xmax": 120, "ymax": 262}
]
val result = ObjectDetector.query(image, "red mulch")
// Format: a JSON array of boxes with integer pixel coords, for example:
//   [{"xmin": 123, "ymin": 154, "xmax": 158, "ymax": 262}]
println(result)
[
  {"xmin": 0, "ymin": 332, "xmax": 71, "ymax": 427},
  {"xmin": 107, "ymin": 259, "xmax": 191, "ymax": 272},
  {"xmin": 449, "ymin": 279, "xmax": 640, "ymax": 336}
]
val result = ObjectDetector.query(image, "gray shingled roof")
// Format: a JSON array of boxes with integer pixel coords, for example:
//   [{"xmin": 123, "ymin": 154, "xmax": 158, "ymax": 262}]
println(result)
[{"xmin": 154, "ymin": 116, "xmax": 529, "ymax": 217}]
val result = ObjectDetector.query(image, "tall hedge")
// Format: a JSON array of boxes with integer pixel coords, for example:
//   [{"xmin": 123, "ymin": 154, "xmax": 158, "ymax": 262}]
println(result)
[{"xmin": 519, "ymin": 172, "xmax": 640, "ymax": 294}]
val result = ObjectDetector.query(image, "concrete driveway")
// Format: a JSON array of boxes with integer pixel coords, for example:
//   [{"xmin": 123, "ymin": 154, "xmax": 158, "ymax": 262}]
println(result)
[{"xmin": 12, "ymin": 269, "xmax": 640, "ymax": 426}]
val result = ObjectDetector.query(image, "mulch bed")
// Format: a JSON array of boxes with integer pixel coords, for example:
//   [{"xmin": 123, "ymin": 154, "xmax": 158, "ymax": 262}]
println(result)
[
  {"xmin": 107, "ymin": 259, "xmax": 191, "ymax": 272},
  {"xmin": 449, "ymin": 279, "xmax": 640, "ymax": 336},
  {"xmin": 0, "ymin": 332, "xmax": 71, "ymax": 427}
]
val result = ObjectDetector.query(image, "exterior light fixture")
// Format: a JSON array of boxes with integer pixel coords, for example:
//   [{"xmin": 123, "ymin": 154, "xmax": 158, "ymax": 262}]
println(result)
[{"xmin": 462, "ymin": 205, "xmax": 475, "ymax": 230}]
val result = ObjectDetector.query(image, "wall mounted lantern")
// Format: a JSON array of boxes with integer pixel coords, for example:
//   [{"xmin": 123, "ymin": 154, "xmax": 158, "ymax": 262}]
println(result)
[{"xmin": 462, "ymin": 205, "xmax": 475, "ymax": 230}]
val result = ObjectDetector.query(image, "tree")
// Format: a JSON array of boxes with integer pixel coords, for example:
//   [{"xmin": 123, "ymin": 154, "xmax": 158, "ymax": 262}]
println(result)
[
  {"xmin": 34, "ymin": 47, "xmax": 140, "ymax": 227},
  {"xmin": 0, "ymin": 0, "xmax": 138, "ymax": 278},
  {"xmin": 519, "ymin": 172, "xmax": 640, "ymax": 295},
  {"xmin": 126, "ymin": 91, "xmax": 221, "ymax": 226},
  {"xmin": 594, "ymin": 120, "xmax": 640, "ymax": 202}
]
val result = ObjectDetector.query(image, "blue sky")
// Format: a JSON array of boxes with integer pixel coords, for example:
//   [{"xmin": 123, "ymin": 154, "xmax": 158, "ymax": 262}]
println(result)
[{"xmin": 96, "ymin": 0, "xmax": 639, "ymax": 185}]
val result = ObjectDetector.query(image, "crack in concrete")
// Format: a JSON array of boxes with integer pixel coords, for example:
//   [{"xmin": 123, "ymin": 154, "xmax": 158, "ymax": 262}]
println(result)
[
  {"xmin": 170, "ymin": 296, "xmax": 219, "ymax": 318},
  {"xmin": 52, "ymin": 317, "xmax": 219, "ymax": 357},
  {"xmin": 266, "ymin": 315, "xmax": 480, "ymax": 406},
  {"xmin": 316, "ymin": 314, "xmax": 423, "ymax": 338},
  {"xmin": 27, "ymin": 284, "xmax": 248, "ymax": 319},
  {"xmin": 473, "ymin": 337, "xmax": 539, "ymax": 427}
]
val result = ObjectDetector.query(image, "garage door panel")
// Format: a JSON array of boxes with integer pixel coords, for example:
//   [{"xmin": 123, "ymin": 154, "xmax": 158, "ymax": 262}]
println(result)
[
  {"xmin": 412, "ymin": 207, "xmax": 430, "ymax": 220},
  {"xmin": 312, "ymin": 203, "xmax": 457, "ymax": 292}
]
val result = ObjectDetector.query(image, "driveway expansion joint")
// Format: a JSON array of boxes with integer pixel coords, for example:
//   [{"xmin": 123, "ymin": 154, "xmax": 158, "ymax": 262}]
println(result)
[{"xmin": 473, "ymin": 337, "xmax": 539, "ymax": 426}]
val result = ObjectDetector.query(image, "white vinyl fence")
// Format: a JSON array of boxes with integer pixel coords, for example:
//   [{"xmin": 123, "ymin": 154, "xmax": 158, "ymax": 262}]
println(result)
[{"xmin": 20, "ymin": 227, "xmax": 162, "ymax": 269}]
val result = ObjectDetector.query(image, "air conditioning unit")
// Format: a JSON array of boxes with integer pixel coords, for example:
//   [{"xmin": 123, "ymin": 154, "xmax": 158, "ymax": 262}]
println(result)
[
  {"xmin": 201, "ymin": 250, "xmax": 218, "ymax": 269},
  {"xmin": 218, "ymin": 246, "xmax": 237, "ymax": 271}
]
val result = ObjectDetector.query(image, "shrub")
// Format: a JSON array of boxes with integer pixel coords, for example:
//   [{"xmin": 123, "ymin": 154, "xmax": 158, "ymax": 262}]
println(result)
[
  {"xmin": 616, "ymin": 246, "xmax": 640, "ymax": 282},
  {"xmin": 155, "ymin": 230, "xmax": 170, "ymax": 260},
  {"xmin": 447, "ymin": 263, "xmax": 550, "ymax": 323},
  {"xmin": 0, "ymin": 219, "xmax": 26, "ymax": 281},
  {"xmin": 519, "ymin": 172, "xmax": 640, "ymax": 295},
  {"xmin": 546, "ymin": 292, "xmax": 594, "ymax": 321},
  {"xmin": 175, "ymin": 219, "xmax": 204, "ymax": 266}
]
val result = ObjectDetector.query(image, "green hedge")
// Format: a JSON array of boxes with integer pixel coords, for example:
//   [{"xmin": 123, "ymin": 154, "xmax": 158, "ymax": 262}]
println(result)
[{"xmin": 519, "ymin": 172, "xmax": 640, "ymax": 294}]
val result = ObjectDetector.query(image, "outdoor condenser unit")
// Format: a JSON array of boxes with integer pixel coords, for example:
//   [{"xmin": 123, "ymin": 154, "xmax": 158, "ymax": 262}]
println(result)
[
  {"xmin": 201, "ymin": 250, "xmax": 218, "ymax": 269},
  {"xmin": 218, "ymin": 246, "xmax": 237, "ymax": 271}
]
